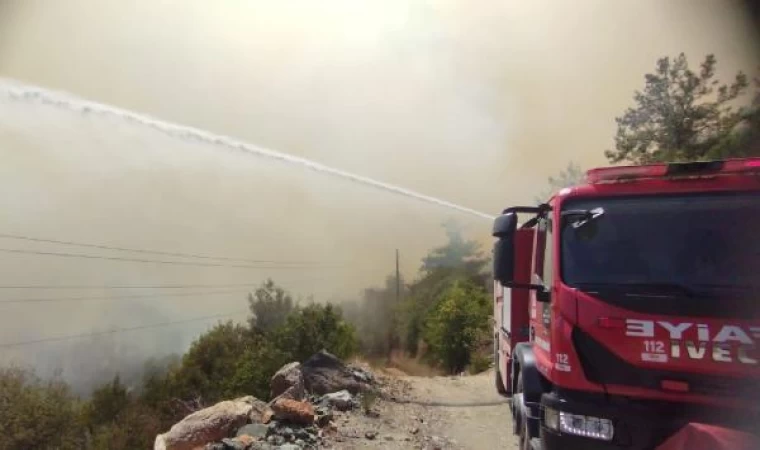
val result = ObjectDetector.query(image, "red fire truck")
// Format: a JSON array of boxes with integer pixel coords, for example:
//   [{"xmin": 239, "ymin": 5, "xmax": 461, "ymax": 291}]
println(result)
[{"xmin": 492, "ymin": 158, "xmax": 760, "ymax": 450}]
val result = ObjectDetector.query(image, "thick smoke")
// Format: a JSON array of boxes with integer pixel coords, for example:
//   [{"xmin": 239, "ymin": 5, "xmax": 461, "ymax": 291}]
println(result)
[{"xmin": 0, "ymin": 0, "xmax": 757, "ymax": 392}]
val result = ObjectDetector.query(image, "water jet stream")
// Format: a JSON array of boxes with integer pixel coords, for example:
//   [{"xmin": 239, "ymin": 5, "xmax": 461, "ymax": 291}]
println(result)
[{"xmin": 0, "ymin": 79, "xmax": 495, "ymax": 221}]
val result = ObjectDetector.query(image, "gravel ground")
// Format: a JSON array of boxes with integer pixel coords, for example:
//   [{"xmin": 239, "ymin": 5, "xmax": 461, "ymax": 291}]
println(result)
[{"xmin": 327, "ymin": 369, "xmax": 518, "ymax": 450}]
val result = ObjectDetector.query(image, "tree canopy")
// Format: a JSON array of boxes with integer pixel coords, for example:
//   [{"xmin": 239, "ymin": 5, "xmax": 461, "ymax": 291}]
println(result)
[
  {"xmin": 535, "ymin": 162, "xmax": 584, "ymax": 204},
  {"xmin": 420, "ymin": 219, "xmax": 489, "ymax": 275},
  {"xmin": 606, "ymin": 53, "xmax": 758, "ymax": 164},
  {"xmin": 423, "ymin": 280, "xmax": 491, "ymax": 374},
  {"xmin": 247, "ymin": 278, "xmax": 295, "ymax": 333}
]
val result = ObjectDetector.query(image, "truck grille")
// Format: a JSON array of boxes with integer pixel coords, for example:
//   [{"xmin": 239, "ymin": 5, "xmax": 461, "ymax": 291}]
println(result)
[{"xmin": 571, "ymin": 327, "xmax": 760, "ymax": 401}]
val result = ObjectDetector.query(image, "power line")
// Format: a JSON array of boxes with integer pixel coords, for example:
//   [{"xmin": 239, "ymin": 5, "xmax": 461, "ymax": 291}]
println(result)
[
  {"xmin": 0, "ymin": 277, "xmax": 343, "ymax": 290},
  {"xmin": 0, "ymin": 247, "xmax": 344, "ymax": 269},
  {"xmin": 0, "ymin": 283, "xmax": 264, "ymax": 290},
  {"xmin": 0, "ymin": 232, "xmax": 337, "ymax": 265},
  {"xmin": 0, "ymin": 288, "xmax": 250, "ymax": 304},
  {"xmin": 0, "ymin": 310, "xmax": 247, "ymax": 348}
]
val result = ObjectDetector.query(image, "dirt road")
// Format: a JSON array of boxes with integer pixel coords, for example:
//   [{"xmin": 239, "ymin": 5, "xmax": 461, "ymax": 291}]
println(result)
[
  {"xmin": 405, "ymin": 370, "xmax": 517, "ymax": 449},
  {"xmin": 331, "ymin": 369, "xmax": 518, "ymax": 449}
]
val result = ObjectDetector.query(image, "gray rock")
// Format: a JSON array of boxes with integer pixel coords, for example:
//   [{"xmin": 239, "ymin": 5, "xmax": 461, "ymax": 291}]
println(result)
[
  {"xmin": 237, "ymin": 423, "xmax": 269, "ymax": 439},
  {"xmin": 349, "ymin": 368, "xmax": 373, "ymax": 383},
  {"xmin": 301, "ymin": 350, "xmax": 370, "ymax": 395},
  {"xmin": 267, "ymin": 435, "xmax": 285, "ymax": 446},
  {"xmin": 321, "ymin": 390, "xmax": 354, "ymax": 411},
  {"xmin": 294, "ymin": 428, "xmax": 311, "ymax": 440},
  {"xmin": 280, "ymin": 427, "xmax": 293, "ymax": 439},
  {"xmin": 365, "ymin": 430, "xmax": 378, "ymax": 440},
  {"xmin": 235, "ymin": 396, "xmax": 271, "ymax": 424},
  {"xmin": 154, "ymin": 399, "xmax": 252, "ymax": 450},
  {"xmin": 277, "ymin": 445, "xmax": 300, "ymax": 450},
  {"xmin": 270, "ymin": 362, "xmax": 305, "ymax": 401},
  {"xmin": 204, "ymin": 444, "xmax": 226, "ymax": 450}
]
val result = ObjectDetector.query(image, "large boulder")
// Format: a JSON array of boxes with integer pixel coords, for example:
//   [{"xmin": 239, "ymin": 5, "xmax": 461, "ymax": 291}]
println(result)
[
  {"xmin": 269, "ymin": 398, "xmax": 315, "ymax": 425},
  {"xmin": 154, "ymin": 399, "xmax": 252, "ymax": 450},
  {"xmin": 235, "ymin": 395, "xmax": 270, "ymax": 424},
  {"xmin": 301, "ymin": 350, "xmax": 370, "ymax": 395},
  {"xmin": 270, "ymin": 362, "xmax": 305, "ymax": 400}
]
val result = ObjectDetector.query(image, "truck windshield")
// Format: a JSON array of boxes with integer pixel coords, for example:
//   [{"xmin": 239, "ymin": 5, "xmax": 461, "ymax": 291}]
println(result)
[{"xmin": 560, "ymin": 192, "xmax": 760, "ymax": 293}]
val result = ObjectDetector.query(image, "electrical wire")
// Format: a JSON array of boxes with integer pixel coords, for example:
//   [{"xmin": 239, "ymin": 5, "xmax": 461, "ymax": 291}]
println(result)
[
  {"xmin": 0, "ymin": 280, "xmax": 268, "ymax": 290},
  {"xmin": 0, "ymin": 232, "xmax": 337, "ymax": 265},
  {"xmin": 0, "ymin": 275, "xmax": 344, "ymax": 290},
  {"xmin": 0, "ymin": 288, "xmax": 250, "ymax": 304},
  {"xmin": 0, "ymin": 283, "xmax": 264, "ymax": 290},
  {"xmin": 0, "ymin": 310, "xmax": 247, "ymax": 348},
  {"xmin": 0, "ymin": 247, "xmax": 344, "ymax": 269}
]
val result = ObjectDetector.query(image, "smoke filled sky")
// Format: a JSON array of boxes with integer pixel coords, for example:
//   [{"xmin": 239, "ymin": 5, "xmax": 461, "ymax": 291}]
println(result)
[
  {"xmin": 0, "ymin": 0, "xmax": 758, "ymax": 389},
  {"xmin": 2, "ymin": 0, "xmax": 757, "ymax": 211}
]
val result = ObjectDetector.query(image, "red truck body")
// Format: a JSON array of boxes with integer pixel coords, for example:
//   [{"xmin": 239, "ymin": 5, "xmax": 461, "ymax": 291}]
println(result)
[{"xmin": 492, "ymin": 158, "xmax": 760, "ymax": 450}]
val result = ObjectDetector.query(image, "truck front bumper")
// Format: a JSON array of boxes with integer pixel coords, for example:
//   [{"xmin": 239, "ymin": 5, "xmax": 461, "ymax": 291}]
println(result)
[{"xmin": 539, "ymin": 391, "xmax": 758, "ymax": 450}]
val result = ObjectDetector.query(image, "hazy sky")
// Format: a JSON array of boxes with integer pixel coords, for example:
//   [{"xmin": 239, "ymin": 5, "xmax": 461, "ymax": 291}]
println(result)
[
  {"xmin": 0, "ymin": 0, "xmax": 757, "ymax": 389},
  {"xmin": 2, "ymin": 0, "xmax": 757, "ymax": 211}
]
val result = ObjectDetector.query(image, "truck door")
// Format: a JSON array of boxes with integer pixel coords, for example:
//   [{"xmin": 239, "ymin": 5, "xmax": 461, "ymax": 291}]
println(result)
[
  {"xmin": 530, "ymin": 212, "xmax": 553, "ymax": 372},
  {"xmin": 498, "ymin": 229, "xmax": 534, "ymax": 392}
]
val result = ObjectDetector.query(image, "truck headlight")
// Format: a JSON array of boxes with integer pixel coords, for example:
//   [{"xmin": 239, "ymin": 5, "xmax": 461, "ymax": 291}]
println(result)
[{"xmin": 544, "ymin": 407, "xmax": 614, "ymax": 441}]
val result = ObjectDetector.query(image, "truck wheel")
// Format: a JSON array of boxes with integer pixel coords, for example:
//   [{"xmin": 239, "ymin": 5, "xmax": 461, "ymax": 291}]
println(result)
[
  {"xmin": 512, "ymin": 372, "xmax": 523, "ymax": 436},
  {"xmin": 515, "ymin": 373, "xmax": 541, "ymax": 450},
  {"xmin": 520, "ymin": 412, "xmax": 530, "ymax": 450}
]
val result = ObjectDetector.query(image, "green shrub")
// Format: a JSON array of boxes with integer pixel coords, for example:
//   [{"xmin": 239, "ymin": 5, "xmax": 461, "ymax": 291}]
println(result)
[
  {"xmin": 170, "ymin": 321, "xmax": 255, "ymax": 404},
  {"xmin": 423, "ymin": 280, "xmax": 490, "ymax": 374},
  {"xmin": 225, "ymin": 337, "xmax": 289, "ymax": 400},
  {"xmin": 84, "ymin": 375, "xmax": 129, "ymax": 428},
  {"xmin": 274, "ymin": 303, "xmax": 358, "ymax": 362},
  {"xmin": 468, "ymin": 351, "xmax": 493, "ymax": 374},
  {"xmin": 0, "ymin": 367, "xmax": 85, "ymax": 450},
  {"xmin": 0, "ymin": 281, "xmax": 367, "ymax": 449},
  {"xmin": 248, "ymin": 279, "xmax": 295, "ymax": 333},
  {"xmin": 89, "ymin": 400, "xmax": 161, "ymax": 450}
]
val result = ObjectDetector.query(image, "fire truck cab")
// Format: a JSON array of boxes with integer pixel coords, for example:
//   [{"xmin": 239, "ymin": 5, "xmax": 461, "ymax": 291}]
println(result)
[{"xmin": 492, "ymin": 159, "xmax": 760, "ymax": 450}]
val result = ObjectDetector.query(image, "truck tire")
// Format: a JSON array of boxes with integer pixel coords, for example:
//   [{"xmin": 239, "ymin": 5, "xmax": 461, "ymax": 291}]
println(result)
[{"xmin": 515, "ymin": 372, "xmax": 542, "ymax": 450}]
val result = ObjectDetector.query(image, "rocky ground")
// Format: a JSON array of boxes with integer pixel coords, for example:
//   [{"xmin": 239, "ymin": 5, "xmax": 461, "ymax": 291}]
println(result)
[
  {"xmin": 327, "ymin": 368, "xmax": 517, "ymax": 450},
  {"xmin": 154, "ymin": 351, "xmax": 517, "ymax": 450}
]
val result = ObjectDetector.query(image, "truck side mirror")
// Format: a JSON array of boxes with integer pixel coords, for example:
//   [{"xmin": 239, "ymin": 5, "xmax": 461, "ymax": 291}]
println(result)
[{"xmin": 492, "ymin": 213, "xmax": 517, "ymax": 285}]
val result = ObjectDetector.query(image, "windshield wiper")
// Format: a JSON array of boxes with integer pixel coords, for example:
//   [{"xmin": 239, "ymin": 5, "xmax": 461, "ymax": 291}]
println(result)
[
  {"xmin": 574, "ymin": 282, "xmax": 702, "ymax": 298},
  {"xmin": 561, "ymin": 207, "xmax": 605, "ymax": 230}
]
